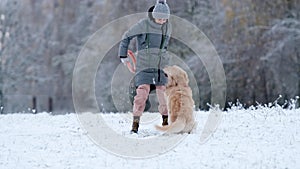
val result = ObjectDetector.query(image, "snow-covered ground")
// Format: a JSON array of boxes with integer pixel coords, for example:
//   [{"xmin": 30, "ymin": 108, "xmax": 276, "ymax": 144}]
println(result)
[{"xmin": 1, "ymin": 106, "xmax": 299, "ymax": 169}]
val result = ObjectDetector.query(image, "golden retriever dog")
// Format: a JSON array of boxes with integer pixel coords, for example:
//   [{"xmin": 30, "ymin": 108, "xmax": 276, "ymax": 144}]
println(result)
[{"xmin": 156, "ymin": 65, "xmax": 196, "ymax": 134}]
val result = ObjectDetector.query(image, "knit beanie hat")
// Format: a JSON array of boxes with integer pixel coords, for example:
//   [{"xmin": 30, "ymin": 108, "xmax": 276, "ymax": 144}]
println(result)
[{"xmin": 152, "ymin": 0, "xmax": 170, "ymax": 19}]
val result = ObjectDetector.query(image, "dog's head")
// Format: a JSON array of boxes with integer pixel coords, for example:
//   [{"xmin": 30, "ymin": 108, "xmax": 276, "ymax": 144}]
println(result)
[{"xmin": 163, "ymin": 65, "xmax": 189, "ymax": 88}]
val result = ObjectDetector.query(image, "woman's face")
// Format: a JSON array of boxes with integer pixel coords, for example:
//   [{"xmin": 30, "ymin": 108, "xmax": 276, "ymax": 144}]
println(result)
[{"xmin": 154, "ymin": 18, "xmax": 167, "ymax": 25}]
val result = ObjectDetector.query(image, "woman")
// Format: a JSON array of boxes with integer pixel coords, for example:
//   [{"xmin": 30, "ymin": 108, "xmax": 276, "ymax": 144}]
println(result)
[{"xmin": 118, "ymin": 0, "xmax": 171, "ymax": 133}]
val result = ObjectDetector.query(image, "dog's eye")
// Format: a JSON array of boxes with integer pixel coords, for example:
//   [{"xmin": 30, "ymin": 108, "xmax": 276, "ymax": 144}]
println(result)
[{"xmin": 164, "ymin": 73, "xmax": 168, "ymax": 77}]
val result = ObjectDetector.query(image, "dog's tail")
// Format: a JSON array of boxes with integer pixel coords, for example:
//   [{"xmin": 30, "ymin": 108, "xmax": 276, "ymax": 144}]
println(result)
[{"xmin": 155, "ymin": 116, "xmax": 186, "ymax": 133}]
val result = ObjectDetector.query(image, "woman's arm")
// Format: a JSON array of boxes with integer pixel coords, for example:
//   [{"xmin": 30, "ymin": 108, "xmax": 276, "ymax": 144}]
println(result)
[{"xmin": 118, "ymin": 19, "xmax": 146, "ymax": 58}]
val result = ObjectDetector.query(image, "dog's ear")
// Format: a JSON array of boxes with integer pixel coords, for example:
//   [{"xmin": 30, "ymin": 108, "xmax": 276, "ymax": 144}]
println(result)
[
  {"xmin": 169, "ymin": 75, "xmax": 177, "ymax": 87},
  {"xmin": 173, "ymin": 76, "xmax": 178, "ymax": 86},
  {"xmin": 177, "ymin": 71, "xmax": 189, "ymax": 86}
]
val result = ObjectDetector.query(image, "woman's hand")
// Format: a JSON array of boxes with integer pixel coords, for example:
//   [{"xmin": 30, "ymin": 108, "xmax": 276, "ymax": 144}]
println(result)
[{"xmin": 120, "ymin": 50, "xmax": 136, "ymax": 73}]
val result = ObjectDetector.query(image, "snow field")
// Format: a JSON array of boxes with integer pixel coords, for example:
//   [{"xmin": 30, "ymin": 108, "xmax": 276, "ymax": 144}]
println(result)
[{"xmin": 0, "ymin": 107, "xmax": 299, "ymax": 169}]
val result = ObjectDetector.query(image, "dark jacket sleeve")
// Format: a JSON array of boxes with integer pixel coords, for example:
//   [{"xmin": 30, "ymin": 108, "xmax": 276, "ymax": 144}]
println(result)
[{"xmin": 118, "ymin": 20, "xmax": 145, "ymax": 57}]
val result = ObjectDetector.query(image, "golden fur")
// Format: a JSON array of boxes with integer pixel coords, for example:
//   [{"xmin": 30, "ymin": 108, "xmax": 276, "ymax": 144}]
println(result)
[{"xmin": 156, "ymin": 65, "xmax": 196, "ymax": 133}]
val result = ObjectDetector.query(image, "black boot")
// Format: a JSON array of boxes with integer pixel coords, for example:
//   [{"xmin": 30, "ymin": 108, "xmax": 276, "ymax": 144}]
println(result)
[
  {"xmin": 131, "ymin": 116, "xmax": 140, "ymax": 133},
  {"xmin": 162, "ymin": 115, "xmax": 168, "ymax": 126}
]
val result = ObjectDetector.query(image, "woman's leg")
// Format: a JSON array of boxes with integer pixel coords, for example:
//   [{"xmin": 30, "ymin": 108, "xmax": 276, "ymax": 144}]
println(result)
[{"xmin": 133, "ymin": 84, "xmax": 150, "ymax": 117}]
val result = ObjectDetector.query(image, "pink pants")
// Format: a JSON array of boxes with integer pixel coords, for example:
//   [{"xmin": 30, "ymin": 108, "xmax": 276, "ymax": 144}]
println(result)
[{"xmin": 133, "ymin": 84, "xmax": 168, "ymax": 117}]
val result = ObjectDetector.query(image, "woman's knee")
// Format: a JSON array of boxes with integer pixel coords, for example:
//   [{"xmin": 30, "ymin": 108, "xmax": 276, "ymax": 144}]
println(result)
[{"xmin": 135, "ymin": 84, "xmax": 150, "ymax": 101}]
